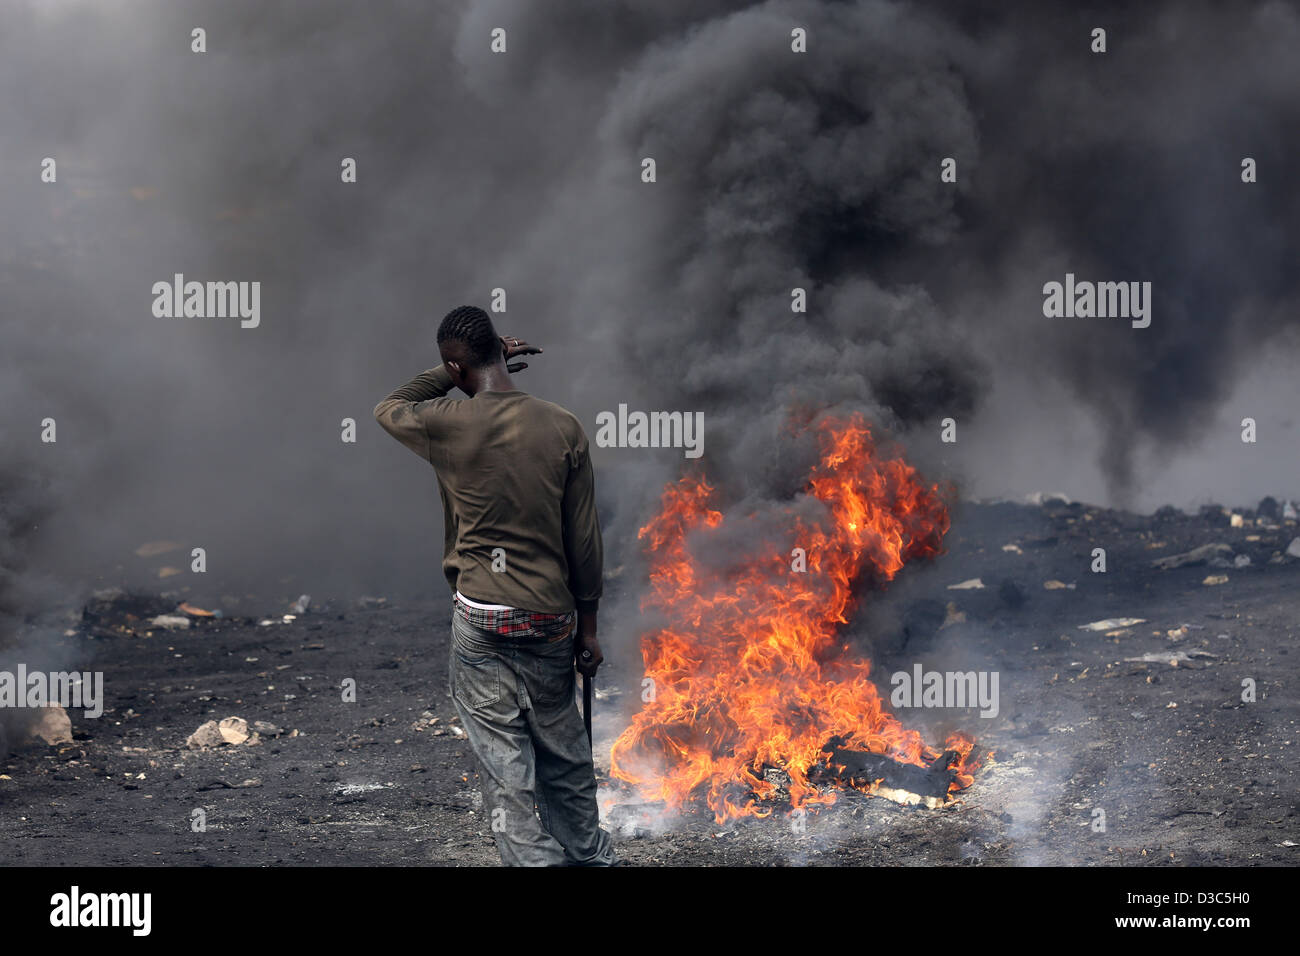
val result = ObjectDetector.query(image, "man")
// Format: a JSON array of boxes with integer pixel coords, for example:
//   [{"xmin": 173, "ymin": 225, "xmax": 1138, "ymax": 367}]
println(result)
[{"xmin": 373, "ymin": 304, "xmax": 615, "ymax": 867}]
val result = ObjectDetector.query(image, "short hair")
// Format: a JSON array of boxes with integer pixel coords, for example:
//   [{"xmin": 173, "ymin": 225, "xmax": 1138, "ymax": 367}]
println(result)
[{"xmin": 436, "ymin": 305, "xmax": 500, "ymax": 368}]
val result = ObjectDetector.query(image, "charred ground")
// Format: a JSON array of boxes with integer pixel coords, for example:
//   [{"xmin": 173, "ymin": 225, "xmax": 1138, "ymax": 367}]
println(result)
[{"xmin": 1, "ymin": 500, "xmax": 1295, "ymax": 866}]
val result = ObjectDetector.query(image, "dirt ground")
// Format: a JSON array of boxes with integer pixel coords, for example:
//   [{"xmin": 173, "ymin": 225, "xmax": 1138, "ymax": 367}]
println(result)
[{"xmin": 2, "ymin": 501, "xmax": 1295, "ymax": 866}]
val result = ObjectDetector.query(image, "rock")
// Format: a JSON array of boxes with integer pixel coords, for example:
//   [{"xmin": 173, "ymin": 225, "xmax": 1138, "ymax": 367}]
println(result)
[
  {"xmin": 28, "ymin": 706, "xmax": 73, "ymax": 745},
  {"xmin": 218, "ymin": 717, "xmax": 250, "ymax": 744},
  {"xmin": 186, "ymin": 720, "xmax": 225, "ymax": 749},
  {"xmin": 186, "ymin": 716, "xmax": 250, "ymax": 749},
  {"xmin": 1151, "ymin": 542, "xmax": 1232, "ymax": 570},
  {"xmin": 947, "ymin": 578, "xmax": 984, "ymax": 590},
  {"xmin": 252, "ymin": 720, "xmax": 284, "ymax": 737},
  {"xmin": 149, "ymin": 614, "xmax": 192, "ymax": 629},
  {"xmin": 1234, "ymin": 554, "xmax": 1252, "ymax": 568},
  {"xmin": 1202, "ymin": 574, "xmax": 1229, "ymax": 586}
]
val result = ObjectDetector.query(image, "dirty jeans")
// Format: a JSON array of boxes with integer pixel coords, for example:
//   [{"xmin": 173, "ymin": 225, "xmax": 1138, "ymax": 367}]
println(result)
[{"xmin": 449, "ymin": 607, "xmax": 616, "ymax": 866}]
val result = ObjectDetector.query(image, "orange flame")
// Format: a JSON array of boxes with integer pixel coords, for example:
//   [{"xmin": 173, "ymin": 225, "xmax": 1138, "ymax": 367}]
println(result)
[{"xmin": 610, "ymin": 414, "xmax": 979, "ymax": 822}]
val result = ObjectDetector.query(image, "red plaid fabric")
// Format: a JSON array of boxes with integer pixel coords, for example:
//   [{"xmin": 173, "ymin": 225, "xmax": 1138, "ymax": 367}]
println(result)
[{"xmin": 454, "ymin": 595, "xmax": 575, "ymax": 640}]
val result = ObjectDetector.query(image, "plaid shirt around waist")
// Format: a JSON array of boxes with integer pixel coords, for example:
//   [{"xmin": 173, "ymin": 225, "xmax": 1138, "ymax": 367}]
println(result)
[{"xmin": 453, "ymin": 593, "xmax": 575, "ymax": 641}]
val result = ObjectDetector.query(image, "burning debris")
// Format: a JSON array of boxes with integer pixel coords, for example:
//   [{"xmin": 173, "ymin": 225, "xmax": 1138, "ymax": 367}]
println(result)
[
  {"xmin": 818, "ymin": 734, "xmax": 984, "ymax": 810},
  {"xmin": 611, "ymin": 416, "xmax": 983, "ymax": 822}
]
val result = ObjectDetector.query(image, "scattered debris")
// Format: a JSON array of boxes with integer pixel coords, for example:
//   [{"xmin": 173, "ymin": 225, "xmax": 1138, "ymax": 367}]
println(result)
[
  {"xmin": 1079, "ymin": 617, "xmax": 1146, "ymax": 632},
  {"xmin": 157, "ymin": 567, "xmax": 183, "ymax": 579},
  {"xmin": 1202, "ymin": 574, "xmax": 1229, "ymax": 587},
  {"xmin": 940, "ymin": 602, "xmax": 966, "ymax": 628},
  {"xmin": 1286, "ymin": 501, "xmax": 1298, "ymax": 521},
  {"xmin": 290, "ymin": 594, "xmax": 311, "ymax": 615},
  {"xmin": 357, "ymin": 595, "xmax": 388, "ymax": 609},
  {"xmin": 134, "ymin": 540, "xmax": 181, "ymax": 557},
  {"xmin": 1043, "ymin": 580, "xmax": 1075, "ymax": 590},
  {"xmin": 178, "ymin": 602, "xmax": 217, "ymax": 617},
  {"xmin": 252, "ymin": 720, "xmax": 285, "ymax": 737},
  {"xmin": 1124, "ymin": 650, "xmax": 1218, "ymax": 666},
  {"xmin": 334, "ymin": 782, "xmax": 392, "ymax": 798},
  {"xmin": 149, "ymin": 614, "xmax": 192, "ymax": 630},
  {"xmin": 1001, "ymin": 543, "xmax": 1023, "ymax": 554},
  {"xmin": 196, "ymin": 778, "xmax": 262, "ymax": 791},
  {"xmin": 947, "ymin": 578, "xmax": 984, "ymax": 590},
  {"xmin": 1286, "ymin": 537, "xmax": 1300, "ymax": 559},
  {"xmin": 1151, "ymin": 542, "xmax": 1232, "ymax": 570}
]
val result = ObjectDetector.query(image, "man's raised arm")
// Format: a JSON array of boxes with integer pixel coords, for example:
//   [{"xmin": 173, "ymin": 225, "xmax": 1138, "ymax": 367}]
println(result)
[{"xmin": 372, "ymin": 365, "xmax": 457, "ymax": 460}]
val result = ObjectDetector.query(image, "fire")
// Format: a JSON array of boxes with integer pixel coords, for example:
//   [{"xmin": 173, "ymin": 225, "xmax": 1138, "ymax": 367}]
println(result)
[{"xmin": 610, "ymin": 414, "xmax": 979, "ymax": 822}]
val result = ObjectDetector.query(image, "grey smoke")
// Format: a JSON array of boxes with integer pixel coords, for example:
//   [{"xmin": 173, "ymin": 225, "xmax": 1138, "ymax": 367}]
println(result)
[{"xmin": 0, "ymin": 0, "xmax": 1297, "ymax": 617}]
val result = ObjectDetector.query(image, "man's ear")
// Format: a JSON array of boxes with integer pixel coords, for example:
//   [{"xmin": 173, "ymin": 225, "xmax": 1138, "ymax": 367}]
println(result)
[{"xmin": 445, "ymin": 360, "xmax": 463, "ymax": 380}]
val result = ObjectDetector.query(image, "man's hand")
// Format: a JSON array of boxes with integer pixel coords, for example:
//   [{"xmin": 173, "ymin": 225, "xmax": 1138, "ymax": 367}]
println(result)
[
  {"xmin": 500, "ymin": 335, "xmax": 542, "ymax": 374},
  {"xmin": 575, "ymin": 610, "xmax": 602, "ymax": 678}
]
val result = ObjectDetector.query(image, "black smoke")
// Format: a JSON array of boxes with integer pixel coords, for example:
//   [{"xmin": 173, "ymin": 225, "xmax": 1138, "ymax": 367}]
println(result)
[{"xmin": 0, "ymin": 0, "xmax": 1297, "ymax": 619}]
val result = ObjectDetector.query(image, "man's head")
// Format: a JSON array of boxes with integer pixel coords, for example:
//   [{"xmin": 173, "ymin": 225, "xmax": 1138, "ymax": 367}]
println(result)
[{"xmin": 437, "ymin": 305, "xmax": 506, "ymax": 393}]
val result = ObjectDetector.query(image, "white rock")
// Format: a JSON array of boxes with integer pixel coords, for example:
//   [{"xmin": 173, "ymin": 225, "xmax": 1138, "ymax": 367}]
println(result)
[
  {"xmin": 149, "ymin": 614, "xmax": 192, "ymax": 629},
  {"xmin": 218, "ymin": 716, "xmax": 250, "ymax": 745}
]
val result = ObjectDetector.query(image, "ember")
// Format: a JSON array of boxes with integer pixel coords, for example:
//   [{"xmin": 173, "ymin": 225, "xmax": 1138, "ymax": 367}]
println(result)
[{"xmin": 611, "ymin": 415, "xmax": 983, "ymax": 822}]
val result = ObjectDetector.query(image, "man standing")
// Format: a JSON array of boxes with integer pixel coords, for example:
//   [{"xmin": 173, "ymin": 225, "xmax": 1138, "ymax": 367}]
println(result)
[{"xmin": 374, "ymin": 305, "xmax": 615, "ymax": 867}]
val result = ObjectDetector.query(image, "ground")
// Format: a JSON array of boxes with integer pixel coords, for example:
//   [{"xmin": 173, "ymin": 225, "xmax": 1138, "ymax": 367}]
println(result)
[{"xmin": 2, "ymin": 501, "xmax": 1295, "ymax": 866}]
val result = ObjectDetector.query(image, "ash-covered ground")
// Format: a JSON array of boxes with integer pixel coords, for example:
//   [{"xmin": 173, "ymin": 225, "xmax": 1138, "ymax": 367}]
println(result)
[{"xmin": 2, "ymin": 499, "xmax": 1295, "ymax": 866}]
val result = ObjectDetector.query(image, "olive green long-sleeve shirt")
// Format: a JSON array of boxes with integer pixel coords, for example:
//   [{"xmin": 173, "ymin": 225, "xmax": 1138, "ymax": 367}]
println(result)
[{"xmin": 374, "ymin": 366, "xmax": 602, "ymax": 614}]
